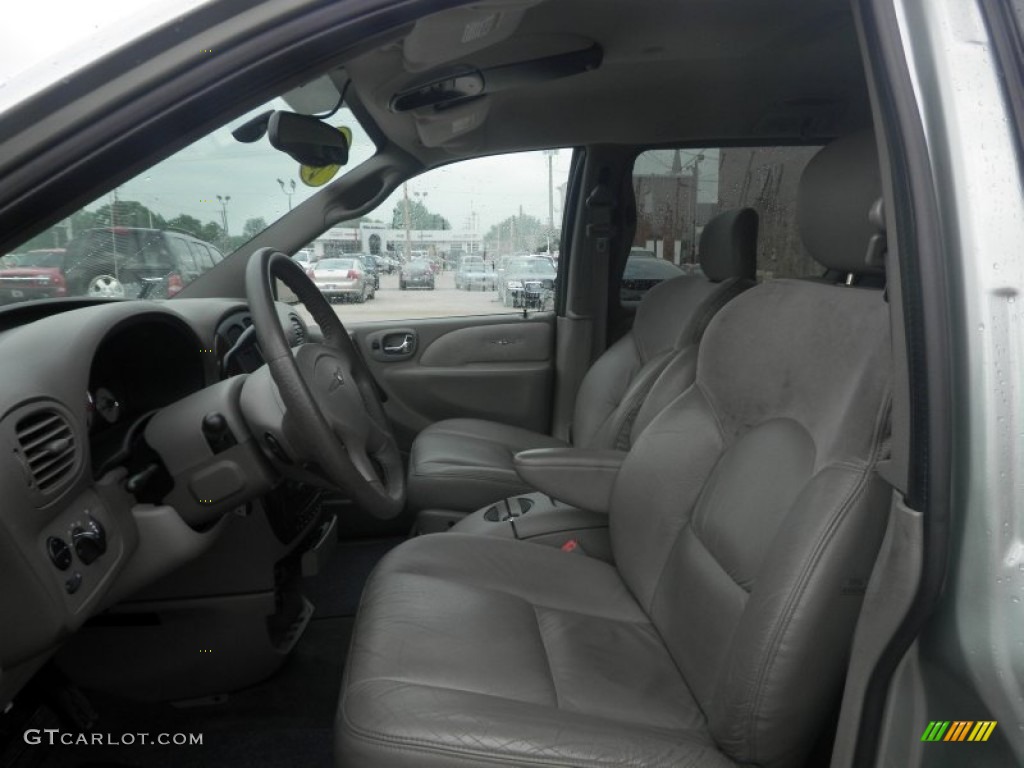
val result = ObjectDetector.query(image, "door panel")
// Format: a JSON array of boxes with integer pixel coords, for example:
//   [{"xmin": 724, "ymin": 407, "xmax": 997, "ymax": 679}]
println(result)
[
  {"xmin": 418, "ymin": 321, "xmax": 550, "ymax": 365},
  {"xmin": 350, "ymin": 312, "xmax": 555, "ymax": 450}
]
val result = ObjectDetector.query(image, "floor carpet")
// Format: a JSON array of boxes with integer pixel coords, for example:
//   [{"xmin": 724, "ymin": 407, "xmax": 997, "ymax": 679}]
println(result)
[{"xmin": 13, "ymin": 536, "xmax": 406, "ymax": 768}]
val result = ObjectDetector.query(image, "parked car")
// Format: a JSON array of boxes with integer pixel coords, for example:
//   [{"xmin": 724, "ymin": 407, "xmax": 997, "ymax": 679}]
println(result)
[
  {"xmin": 63, "ymin": 227, "xmax": 224, "ymax": 298},
  {"xmin": 454, "ymin": 255, "xmax": 496, "ymax": 290},
  {"xmin": 620, "ymin": 251, "xmax": 688, "ymax": 303},
  {"xmin": 399, "ymin": 259, "xmax": 435, "ymax": 290},
  {"xmin": 0, "ymin": 249, "xmax": 69, "ymax": 304},
  {"xmin": 355, "ymin": 254, "xmax": 380, "ymax": 289},
  {"xmin": 306, "ymin": 256, "xmax": 374, "ymax": 302},
  {"xmin": 500, "ymin": 256, "xmax": 557, "ymax": 307}
]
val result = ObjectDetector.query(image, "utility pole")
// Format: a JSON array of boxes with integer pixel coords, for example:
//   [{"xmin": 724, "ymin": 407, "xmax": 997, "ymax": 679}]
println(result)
[
  {"xmin": 542, "ymin": 149, "xmax": 558, "ymax": 231},
  {"xmin": 688, "ymin": 154, "xmax": 704, "ymax": 262},
  {"xmin": 403, "ymin": 182, "xmax": 412, "ymax": 261}
]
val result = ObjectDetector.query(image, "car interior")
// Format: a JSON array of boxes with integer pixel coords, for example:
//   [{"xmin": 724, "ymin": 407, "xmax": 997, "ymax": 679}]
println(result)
[{"xmin": 0, "ymin": 0, "xmax": 1020, "ymax": 767}]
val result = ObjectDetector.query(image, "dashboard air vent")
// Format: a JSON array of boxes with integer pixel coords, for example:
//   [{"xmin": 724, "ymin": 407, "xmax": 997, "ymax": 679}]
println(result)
[
  {"xmin": 15, "ymin": 409, "xmax": 77, "ymax": 493},
  {"xmin": 289, "ymin": 314, "xmax": 306, "ymax": 345}
]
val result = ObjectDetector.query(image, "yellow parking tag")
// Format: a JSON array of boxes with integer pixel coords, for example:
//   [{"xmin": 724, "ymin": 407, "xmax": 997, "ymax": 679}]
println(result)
[{"xmin": 299, "ymin": 126, "xmax": 352, "ymax": 187}]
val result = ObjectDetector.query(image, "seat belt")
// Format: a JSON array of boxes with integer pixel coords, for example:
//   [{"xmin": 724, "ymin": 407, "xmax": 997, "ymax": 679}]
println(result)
[
  {"xmin": 867, "ymin": 197, "xmax": 909, "ymax": 495},
  {"xmin": 584, "ymin": 176, "xmax": 615, "ymax": 363}
]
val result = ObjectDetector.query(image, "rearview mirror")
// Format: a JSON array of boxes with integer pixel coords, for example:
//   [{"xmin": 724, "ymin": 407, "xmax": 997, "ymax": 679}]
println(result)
[{"xmin": 268, "ymin": 111, "xmax": 350, "ymax": 167}]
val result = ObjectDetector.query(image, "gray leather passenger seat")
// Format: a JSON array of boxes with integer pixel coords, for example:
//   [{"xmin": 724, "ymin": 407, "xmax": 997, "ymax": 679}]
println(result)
[
  {"xmin": 336, "ymin": 131, "xmax": 891, "ymax": 768},
  {"xmin": 406, "ymin": 207, "xmax": 759, "ymax": 514}
]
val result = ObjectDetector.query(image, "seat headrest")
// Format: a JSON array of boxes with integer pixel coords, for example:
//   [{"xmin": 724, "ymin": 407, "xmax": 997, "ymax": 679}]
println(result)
[
  {"xmin": 698, "ymin": 208, "xmax": 758, "ymax": 283},
  {"xmin": 798, "ymin": 131, "xmax": 883, "ymax": 275}
]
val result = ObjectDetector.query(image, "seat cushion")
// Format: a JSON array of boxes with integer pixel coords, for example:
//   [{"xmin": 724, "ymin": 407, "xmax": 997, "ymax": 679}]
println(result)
[
  {"xmin": 407, "ymin": 418, "xmax": 567, "ymax": 512},
  {"xmin": 337, "ymin": 533, "xmax": 736, "ymax": 768}
]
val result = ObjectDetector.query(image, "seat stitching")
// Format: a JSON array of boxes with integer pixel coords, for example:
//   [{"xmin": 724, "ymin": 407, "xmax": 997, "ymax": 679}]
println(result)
[{"xmin": 342, "ymin": 678, "xmax": 722, "ymax": 768}]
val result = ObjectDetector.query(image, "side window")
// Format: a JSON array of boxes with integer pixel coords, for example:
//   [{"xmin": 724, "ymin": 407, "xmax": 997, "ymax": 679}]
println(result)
[
  {"xmin": 192, "ymin": 242, "xmax": 217, "ymax": 271},
  {"xmin": 289, "ymin": 149, "xmax": 571, "ymax": 322},
  {"xmin": 626, "ymin": 146, "xmax": 821, "ymax": 305},
  {"xmin": 166, "ymin": 237, "xmax": 198, "ymax": 274}
]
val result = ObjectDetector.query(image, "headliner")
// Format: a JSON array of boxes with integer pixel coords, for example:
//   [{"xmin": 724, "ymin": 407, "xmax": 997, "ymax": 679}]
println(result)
[{"xmin": 343, "ymin": 0, "xmax": 869, "ymax": 167}]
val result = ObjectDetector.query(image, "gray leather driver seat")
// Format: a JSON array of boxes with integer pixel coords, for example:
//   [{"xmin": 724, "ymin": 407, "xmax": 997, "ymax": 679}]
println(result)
[
  {"xmin": 337, "ymin": 132, "xmax": 889, "ymax": 768},
  {"xmin": 407, "ymin": 207, "xmax": 759, "ymax": 514}
]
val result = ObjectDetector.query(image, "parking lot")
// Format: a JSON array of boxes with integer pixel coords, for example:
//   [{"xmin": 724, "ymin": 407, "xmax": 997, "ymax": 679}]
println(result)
[{"xmin": 293, "ymin": 269, "xmax": 518, "ymax": 324}]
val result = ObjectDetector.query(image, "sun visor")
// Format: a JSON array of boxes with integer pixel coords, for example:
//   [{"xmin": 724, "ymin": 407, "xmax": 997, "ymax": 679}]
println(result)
[
  {"xmin": 402, "ymin": 0, "xmax": 544, "ymax": 72},
  {"xmin": 414, "ymin": 98, "xmax": 491, "ymax": 148}
]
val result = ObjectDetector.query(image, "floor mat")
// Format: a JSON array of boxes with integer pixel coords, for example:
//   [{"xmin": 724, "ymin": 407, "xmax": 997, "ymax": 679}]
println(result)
[
  {"xmin": 17, "ymin": 537, "xmax": 404, "ymax": 768},
  {"xmin": 34, "ymin": 616, "xmax": 353, "ymax": 768},
  {"xmin": 302, "ymin": 536, "xmax": 405, "ymax": 619}
]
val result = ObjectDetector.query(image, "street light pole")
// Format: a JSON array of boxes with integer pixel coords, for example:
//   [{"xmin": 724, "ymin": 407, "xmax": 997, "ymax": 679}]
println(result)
[
  {"xmin": 216, "ymin": 194, "xmax": 231, "ymax": 235},
  {"xmin": 277, "ymin": 178, "xmax": 296, "ymax": 211}
]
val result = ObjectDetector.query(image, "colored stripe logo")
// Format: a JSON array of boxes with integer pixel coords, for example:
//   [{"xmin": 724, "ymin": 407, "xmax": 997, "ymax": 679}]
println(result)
[{"xmin": 921, "ymin": 721, "xmax": 997, "ymax": 742}]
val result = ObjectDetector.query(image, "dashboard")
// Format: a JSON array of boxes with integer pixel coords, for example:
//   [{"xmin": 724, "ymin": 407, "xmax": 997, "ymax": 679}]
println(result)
[{"xmin": 0, "ymin": 297, "xmax": 309, "ymax": 705}]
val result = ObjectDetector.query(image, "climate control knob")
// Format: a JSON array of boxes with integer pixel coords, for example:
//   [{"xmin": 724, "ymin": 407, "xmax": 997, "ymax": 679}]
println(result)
[{"xmin": 71, "ymin": 518, "xmax": 107, "ymax": 565}]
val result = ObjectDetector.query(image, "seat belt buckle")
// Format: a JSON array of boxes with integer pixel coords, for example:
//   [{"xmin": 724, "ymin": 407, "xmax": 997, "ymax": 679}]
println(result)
[{"xmin": 561, "ymin": 539, "xmax": 586, "ymax": 555}]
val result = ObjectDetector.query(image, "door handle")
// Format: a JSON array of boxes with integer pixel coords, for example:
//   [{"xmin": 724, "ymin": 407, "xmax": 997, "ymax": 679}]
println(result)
[
  {"xmin": 368, "ymin": 329, "xmax": 417, "ymax": 361},
  {"xmin": 383, "ymin": 333, "xmax": 414, "ymax": 354}
]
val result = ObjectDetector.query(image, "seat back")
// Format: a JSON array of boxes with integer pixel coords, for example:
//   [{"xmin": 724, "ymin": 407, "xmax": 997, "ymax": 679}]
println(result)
[
  {"xmin": 609, "ymin": 132, "xmax": 890, "ymax": 768},
  {"xmin": 572, "ymin": 207, "xmax": 758, "ymax": 450}
]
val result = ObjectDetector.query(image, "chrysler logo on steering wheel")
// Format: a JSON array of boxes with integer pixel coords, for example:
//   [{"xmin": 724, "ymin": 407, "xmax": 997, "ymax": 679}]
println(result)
[{"xmin": 328, "ymin": 367, "xmax": 345, "ymax": 392}]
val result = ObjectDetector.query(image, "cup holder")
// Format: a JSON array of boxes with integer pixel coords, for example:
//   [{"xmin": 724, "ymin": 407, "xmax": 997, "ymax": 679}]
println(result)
[{"xmin": 483, "ymin": 496, "xmax": 535, "ymax": 522}]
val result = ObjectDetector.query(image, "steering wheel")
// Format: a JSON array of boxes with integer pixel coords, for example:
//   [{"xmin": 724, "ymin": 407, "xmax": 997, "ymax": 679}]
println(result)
[{"xmin": 245, "ymin": 248, "xmax": 404, "ymax": 519}]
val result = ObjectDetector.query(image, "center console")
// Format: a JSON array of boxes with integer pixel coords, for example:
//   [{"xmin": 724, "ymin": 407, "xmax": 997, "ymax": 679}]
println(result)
[{"xmin": 450, "ymin": 491, "xmax": 613, "ymax": 561}]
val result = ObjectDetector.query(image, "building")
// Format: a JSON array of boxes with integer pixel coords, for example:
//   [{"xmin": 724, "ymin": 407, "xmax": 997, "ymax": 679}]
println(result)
[{"xmin": 313, "ymin": 220, "xmax": 483, "ymax": 262}]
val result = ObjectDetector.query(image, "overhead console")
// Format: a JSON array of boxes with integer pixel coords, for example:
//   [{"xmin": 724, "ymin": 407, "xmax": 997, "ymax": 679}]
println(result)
[{"xmin": 389, "ymin": 44, "xmax": 602, "ymax": 112}]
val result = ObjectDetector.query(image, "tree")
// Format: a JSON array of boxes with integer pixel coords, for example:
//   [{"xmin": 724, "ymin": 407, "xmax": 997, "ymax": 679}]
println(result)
[
  {"xmin": 166, "ymin": 214, "xmax": 205, "ymax": 237},
  {"xmin": 242, "ymin": 217, "xmax": 268, "ymax": 239},
  {"xmin": 391, "ymin": 199, "xmax": 450, "ymax": 230},
  {"xmin": 199, "ymin": 222, "xmax": 224, "ymax": 247},
  {"xmin": 484, "ymin": 212, "xmax": 545, "ymax": 254},
  {"xmin": 91, "ymin": 200, "xmax": 165, "ymax": 230}
]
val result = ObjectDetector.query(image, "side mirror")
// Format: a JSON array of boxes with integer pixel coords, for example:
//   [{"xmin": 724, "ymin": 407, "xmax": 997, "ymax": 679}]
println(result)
[{"xmin": 268, "ymin": 112, "xmax": 350, "ymax": 167}]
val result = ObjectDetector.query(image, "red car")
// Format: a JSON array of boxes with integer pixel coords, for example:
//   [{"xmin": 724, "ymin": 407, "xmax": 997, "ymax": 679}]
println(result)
[{"xmin": 0, "ymin": 248, "xmax": 68, "ymax": 304}]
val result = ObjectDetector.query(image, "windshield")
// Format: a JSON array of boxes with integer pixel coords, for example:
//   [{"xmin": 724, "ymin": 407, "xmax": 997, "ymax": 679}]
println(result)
[{"xmin": 2, "ymin": 93, "xmax": 375, "ymax": 303}]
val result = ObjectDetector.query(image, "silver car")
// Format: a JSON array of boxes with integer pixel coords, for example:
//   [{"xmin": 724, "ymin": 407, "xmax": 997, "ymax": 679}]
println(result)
[
  {"xmin": 455, "ymin": 256, "xmax": 496, "ymax": 290},
  {"xmin": 306, "ymin": 256, "xmax": 374, "ymax": 303}
]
